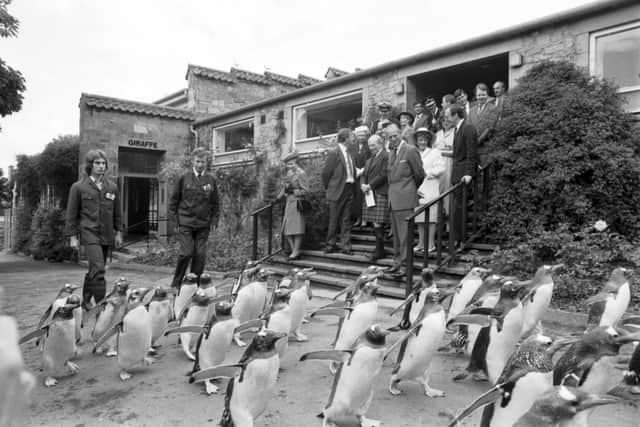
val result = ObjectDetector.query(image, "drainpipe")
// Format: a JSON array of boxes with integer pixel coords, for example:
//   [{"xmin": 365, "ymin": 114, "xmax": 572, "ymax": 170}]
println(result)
[{"xmin": 189, "ymin": 125, "xmax": 198, "ymax": 149}]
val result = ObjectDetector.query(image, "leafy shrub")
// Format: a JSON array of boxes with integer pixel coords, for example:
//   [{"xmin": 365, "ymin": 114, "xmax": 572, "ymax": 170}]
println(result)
[
  {"xmin": 38, "ymin": 135, "xmax": 79, "ymax": 207},
  {"xmin": 28, "ymin": 202, "xmax": 75, "ymax": 262},
  {"xmin": 484, "ymin": 60, "xmax": 640, "ymax": 242},
  {"xmin": 298, "ymin": 153, "xmax": 330, "ymax": 250},
  {"xmin": 11, "ymin": 201, "xmax": 33, "ymax": 254}
]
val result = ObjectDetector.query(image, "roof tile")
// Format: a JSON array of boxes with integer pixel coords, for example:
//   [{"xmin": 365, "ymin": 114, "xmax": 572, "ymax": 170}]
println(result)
[
  {"xmin": 230, "ymin": 67, "xmax": 271, "ymax": 85},
  {"xmin": 265, "ymin": 71, "xmax": 306, "ymax": 88},
  {"xmin": 81, "ymin": 93, "xmax": 194, "ymax": 120},
  {"xmin": 189, "ymin": 65, "xmax": 236, "ymax": 83}
]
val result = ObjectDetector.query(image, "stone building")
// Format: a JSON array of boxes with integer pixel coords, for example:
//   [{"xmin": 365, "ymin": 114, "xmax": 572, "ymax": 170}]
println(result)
[{"xmin": 78, "ymin": 0, "xmax": 640, "ymax": 240}]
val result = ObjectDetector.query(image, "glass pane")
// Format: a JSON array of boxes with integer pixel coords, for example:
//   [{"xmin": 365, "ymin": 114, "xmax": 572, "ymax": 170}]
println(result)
[
  {"xmin": 214, "ymin": 121, "xmax": 254, "ymax": 153},
  {"xmin": 595, "ymin": 26, "xmax": 640, "ymax": 88},
  {"xmin": 118, "ymin": 147, "xmax": 164, "ymax": 175},
  {"xmin": 295, "ymin": 93, "xmax": 363, "ymax": 140}
]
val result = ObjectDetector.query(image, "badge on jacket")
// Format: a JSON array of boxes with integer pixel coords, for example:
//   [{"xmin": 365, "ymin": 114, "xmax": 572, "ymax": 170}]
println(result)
[
  {"xmin": 203, "ymin": 184, "xmax": 212, "ymax": 192},
  {"xmin": 105, "ymin": 192, "xmax": 116, "ymax": 200}
]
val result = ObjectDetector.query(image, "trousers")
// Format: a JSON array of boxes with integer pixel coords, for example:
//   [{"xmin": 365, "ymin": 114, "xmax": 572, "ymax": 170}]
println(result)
[
  {"xmin": 390, "ymin": 209, "xmax": 413, "ymax": 266},
  {"xmin": 171, "ymin": 226, "xmax": 210, "ymax": 288},
  {"xmin": 83, "ymin": 244, "xmax": 109, "ymax": 306},
  {"xmin": 326, "ymin": 184, "xmax": 354, "ymax": 250}
]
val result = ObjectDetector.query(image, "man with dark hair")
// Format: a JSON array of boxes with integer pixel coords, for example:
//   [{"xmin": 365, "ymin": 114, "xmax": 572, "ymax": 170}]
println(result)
[
  {"xmin": 412, "ymin": 100, "xmax": 430, "ymax": 130},
  {"xmin": 445, "ymin": 106, "xmax": 478, "ymax": 244},
  {"xmin": 492, "ymin": 81, "xmax": 508, "ymax": 120},
  {"xmin": 453, "ymin": 88, "xmax": 470, "ymax": 118},
  {"xmin": 469, "ymin": 83, "xmax": 498, "ymax": 164},
  {"xmin": 322, "ymin": 128, "xmax": 357, "ymax": 254},
  {"xmin": 169, "ymin": 147, "xmax": 220, "ymax": 288},
  {"xmin": 65, "ymin": 149, "xmax": 123, "ymax": 310},
  {"xmin": 385, "ymin": 123, "xmax": 425, "ymax": 277}
]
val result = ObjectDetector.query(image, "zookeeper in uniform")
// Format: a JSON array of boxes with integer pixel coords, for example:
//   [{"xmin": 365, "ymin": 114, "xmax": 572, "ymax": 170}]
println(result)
[
  {"xmin": 65, "ymin": 149, "xmax": 123, "ymax": 310},
  {"xmin": 169, "ymin": 147, "xmax": 220, "ymax": 288}
]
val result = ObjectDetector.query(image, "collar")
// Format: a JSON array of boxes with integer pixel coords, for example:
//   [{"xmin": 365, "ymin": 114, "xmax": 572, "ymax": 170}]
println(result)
[
  {"xmin": 455, "ymin": 119, "xmax": 464, "ymax": 132},
  {"xmin": 193, "ymin": 168, "xmax": 204, "ymax": 177}
]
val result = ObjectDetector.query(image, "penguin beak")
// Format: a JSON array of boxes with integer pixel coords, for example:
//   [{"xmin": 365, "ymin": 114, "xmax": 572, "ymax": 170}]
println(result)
[
  {"xmin": 476, "ymin": 267, "xmax": 492, "ymax": 276},
  {"xmin": 615, "ymin": 330, "xmax": 640, "ymax": 344},
  {"xmin": 550, "ymin": 264, "xmax": 565, "ymax": 272},
  {"xmin": 577, "ymin": 394, "xmax": 622, "ymax": 411}
]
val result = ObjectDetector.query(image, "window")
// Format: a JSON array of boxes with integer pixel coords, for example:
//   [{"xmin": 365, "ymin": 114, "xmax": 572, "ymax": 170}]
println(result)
[
  {"xmin": 590, "ymin": 21, "xmax": 640, "ymax": 112},
  {"xmin": 293, "ymin": 91, "xmax": 363, "ymax": 142},
  {"xmin": 212, "ymin": 118, "xmax": 254, "ymax": 153}
]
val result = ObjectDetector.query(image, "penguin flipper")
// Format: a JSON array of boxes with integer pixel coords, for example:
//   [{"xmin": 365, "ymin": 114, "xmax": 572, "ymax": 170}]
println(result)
[
  {"xmin": 233, "ymin": 319, "xmax": 263, "ymax": 335},
  {"xmin": 164, "ymin": 325, "xmax": 207, "ymax": 336},
  {"xmin": 447, "ymin": 314, "xmax": 492, "ymax": 329},
  {"xmin": 310, "ymin": 307, "xmax": 354, "ymax": 318},
  {"xmin": 319, "ymin": 301, "xmax": 348, "ymax": 310},
  {"xmin": 390, "ymin": 294, "xmax": 416, "ymax": 317},
  {"xmin": 93, "ymin": 321, "xmax": 122, "ymax": 353},
  {"xmin": 448, "ymin": 385, "xmax": 504, "ymax": 427},
  {"xmin": 299, "ymin": 350, "xmax": 352, "ymax": 363},
  {"xmin": 189, "ymin": 364, "xmax": 243, "ymax": 383},
  {"xmin": 18, "ymin": 326, "xmax": 49, "ymax": 345},
  {"xmin": 332, "ymin": 285, "xmax": 354, "ymax": 301},
  {"xmin": 36, "ymin": 305, "xmax": 53, "ymax": 329},
  {"xmin": 383, "ymin": 323, "xmax": 422, "ymax": 361}
]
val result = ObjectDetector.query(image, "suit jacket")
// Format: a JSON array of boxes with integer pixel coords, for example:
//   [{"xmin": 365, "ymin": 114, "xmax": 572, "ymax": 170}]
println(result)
[
  {"xmin": 349, "ymin": 141, "xmax": 371, "ymax": 168},
  {"xmin": 362, "ymin": 150, "xmax": 389, "ymax": 196},
  {"xmin": 321, "ymin": 144, "xmax": 356, "ymax": 202},
  {"xmin": 468, "ymin": 101, "xmax": 498, "ymax": 143},
  {"xmin": 369, "ymin": 117, "xmax": 400, "ymax": 135},
  {"xmin": 387, "ymin": 142, "xmax": 426, "ymax": 211},
  {"xmin": 412, "ymin": 112, "xmax": 431, "ymax": 130},
  {"xmin": 451, "ymin": 120, "xmax": 478, "ymax": 182}
]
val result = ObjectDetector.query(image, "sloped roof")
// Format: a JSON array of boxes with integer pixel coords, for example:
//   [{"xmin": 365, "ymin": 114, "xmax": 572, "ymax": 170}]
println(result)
[
  {"xmin": 81, "ymin": 93, "xmax": 195, "ymax": 120},
  {"xmin": 297, "ymin": 73, "xmax": 323, "ymax": 85},
  {"xmin": 324, "ymin": 67, "xmax": 349, "ymax": 79},
  {"xmin": 186, "ymin": 64, "xmax": 321, "ymax": 88},
  {"xmin": 230, "ymin": 67, "xmax": 271, "ymax": 85},
  {"xmin": 188, "ymin": 65, "xmax": 236, "ymax": 83},
  {"xmin": 265, "ymin": 71, "xmax": 307, "ymax": 88}
]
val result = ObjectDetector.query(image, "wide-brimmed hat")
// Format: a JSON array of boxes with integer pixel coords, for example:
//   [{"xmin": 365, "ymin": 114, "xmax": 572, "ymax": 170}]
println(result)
[
  {"xmin": 397, "ymin": 111, "xmax": 415, "ymax": 122},
  {"xmin": 415, "ymin": 127, "xmax": 434, "ymax": 139},
  {"xmin": 282, "ymin": 150, "xmax": 300, "ymax": 163}
]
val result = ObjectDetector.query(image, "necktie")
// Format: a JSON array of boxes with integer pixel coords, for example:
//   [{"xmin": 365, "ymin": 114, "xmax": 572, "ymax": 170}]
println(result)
[{"xmin": 345, "ymin": 149, "xmax": 354, "ymax": 183}]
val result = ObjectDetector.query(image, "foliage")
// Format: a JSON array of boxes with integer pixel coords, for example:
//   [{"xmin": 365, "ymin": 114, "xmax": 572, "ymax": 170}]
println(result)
[
  {"xmin": 28, "ymin": 201, "xmax": 75, "ymax": 262},
  {"xmin": 297, "ymin": 153, "xmax": 330, "ymax": 249},
  {"xmin": 484, "ymin": 60, "xmax": 640, "ymax": 242},
  {"xmin": 11, "ymin": 201, "xmax": 32, "ymax": 253},
  {"xmin": 482, "ymin": 222, "xmax": 640, "ymax": 311},
  {"xmin": 214, "ymin": 165, "xmax": 260, "ymax": 236},
  {"xmin": 12, "ymin": 153, "xmax": 42, "ymax": 211},
  {"xmin": 0, "ymin": 167, "xmax": 9, "ymax": 207},
  {"xmin": 0, "ymin": 0, "xmax": 25, "ymax": 129},
  {"xmin": 38, "ymin": 135, "xmax": 79, "ymax": 207}
]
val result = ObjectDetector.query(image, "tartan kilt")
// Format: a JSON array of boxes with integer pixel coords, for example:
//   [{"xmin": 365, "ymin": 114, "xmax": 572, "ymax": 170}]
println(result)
[{"xmin": 362, "ymin": 192, "xmax": 389, "ymax": 224}]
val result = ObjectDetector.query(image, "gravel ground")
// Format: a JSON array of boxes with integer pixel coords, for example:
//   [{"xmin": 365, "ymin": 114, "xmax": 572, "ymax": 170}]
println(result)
[{"xmin": 1, "ymin": 252, "xmax": 638, "ymax": 426}]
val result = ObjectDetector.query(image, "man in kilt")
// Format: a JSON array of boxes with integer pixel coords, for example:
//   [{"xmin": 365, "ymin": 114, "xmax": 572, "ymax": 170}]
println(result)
[{"xmin": 359, "ymin": 134, "xmax": 389, "ymax": 262}]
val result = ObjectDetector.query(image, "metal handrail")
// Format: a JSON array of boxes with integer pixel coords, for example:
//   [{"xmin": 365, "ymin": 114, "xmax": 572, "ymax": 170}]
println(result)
[{"xmin": 251, "ymin": 198, "xmax": 285, "ymax": 261}]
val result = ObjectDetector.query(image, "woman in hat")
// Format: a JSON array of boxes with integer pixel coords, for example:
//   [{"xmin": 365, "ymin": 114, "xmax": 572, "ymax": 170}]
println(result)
[
  {"xmin": 279, "ymin": 151, "xmax": 308, "ymax": 260},
  {"xmin": 397, "ymin": 111, "xmax": 416, "ymax": 147},
  {"xmin": 414, "ymin": 127, "xmax": 444, "ymax": 253}
]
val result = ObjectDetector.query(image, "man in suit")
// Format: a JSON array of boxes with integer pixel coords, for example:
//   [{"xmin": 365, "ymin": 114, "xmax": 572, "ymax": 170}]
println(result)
[
  {"xmin": 424, "ymin": 97, "xmax": 441, "ymax": 132},
  {"xmin": 454, "ymin": 88, "xmax": 471, "ymax": 118},
  {"xmin": 468, "ymin": 83, "xmax": 498, "ymax": 165},
  {"xmin": 412, "ymin": 100, "xmax": 431, "ymax": 130},
  {"xmin": 446, "ymin": 105, "xmax": 478, "ymax": 245},
  {"xmin": 322, "ymin": 128, "xmax": 357, "ymax": 254},
  {"xmin": 385, "ymin": 123, "xmax": 426, "ymax": 277},
  {"xmin": 492, "ymin": 81, "xmax": 508, "ymax": 120},
  {"xmin": 350, "ymin": 126, "xmax": 372, "ymax": 227}
]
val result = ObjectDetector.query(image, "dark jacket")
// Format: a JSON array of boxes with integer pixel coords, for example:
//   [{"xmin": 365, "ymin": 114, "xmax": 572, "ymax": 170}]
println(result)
[
  {"xmin": 349, "ymin": 141, "xmax": 371, "ymax": 169},
  {"xmin": 321, "ymin": 145, "xmax": 356, "ymax": 202},
  {"xmin": 65, "ymin": 176, "xmax": 122, "ymax": 246},
  {"xmin": 451, "ymin": 120, "xmax": 479, "ymax": 181},
  {"xmin": 169, "ymin": 170, "xmax": 220, "ymax": 229},
  {"xmin": 362, "ymin": 150, "xmax": 389, "ymax": 196}
]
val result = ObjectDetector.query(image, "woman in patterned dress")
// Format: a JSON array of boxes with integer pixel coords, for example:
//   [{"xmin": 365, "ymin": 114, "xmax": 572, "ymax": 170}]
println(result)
[{"xmin": 279, "ymin": 151, "xmax": 308, "ymax": 260}]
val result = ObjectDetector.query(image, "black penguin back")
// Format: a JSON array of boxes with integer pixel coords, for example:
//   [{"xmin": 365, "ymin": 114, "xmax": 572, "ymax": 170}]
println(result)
[{"xmin": 468, "ymin": 326, "xmax": 490, "ymax": 375}]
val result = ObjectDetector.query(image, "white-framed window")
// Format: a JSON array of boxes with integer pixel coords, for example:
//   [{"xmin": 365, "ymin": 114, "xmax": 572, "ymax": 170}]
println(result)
[
  {"xmin": 293, "ymin": 90, "xmax": 363, "ymax": 143},
  {"xmin": 212, "ymin": 117, "xmax": 254, "ymax": 154},
  {"xmin": 590, "ymin": 21, "xmax": 640, "ymax": 113}
]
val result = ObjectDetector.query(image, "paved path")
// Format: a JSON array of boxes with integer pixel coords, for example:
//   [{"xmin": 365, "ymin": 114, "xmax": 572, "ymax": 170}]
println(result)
[{"xmin": 1, "ymin": 253, "xmax": 637, "ymax": 426}]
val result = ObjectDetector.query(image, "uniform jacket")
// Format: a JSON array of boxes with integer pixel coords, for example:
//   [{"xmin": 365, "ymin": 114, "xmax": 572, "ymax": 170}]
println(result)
[
  {"xmin": 362, "ymin": 150, "xmax": 389, "ymax": 196},
  {"xmin": 451, "ymin": 120, "xmax": 479, "ymax": 182},
  {"xmin": 169, "ymin": 170, "xmax": 220, "ymax": 229},
  {"xmin": 321, "ymin": 144, "xmax": 356, "ymax": 202},
  {"xmin": 387, "ymin": 142, "xmax": 426, "ymax": 211},
  {"xmin": 65, "ymin": 175, "xmax": 122, "ymax": 246}
]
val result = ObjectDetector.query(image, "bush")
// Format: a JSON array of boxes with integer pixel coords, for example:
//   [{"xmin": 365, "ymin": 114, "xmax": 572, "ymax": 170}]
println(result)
[
  {"xmin": 11, "ymin": 201, "xmax": 33, "ymax": 254},
  {"xmin": 298, "ymin": 153, "xmax": 330, "ymax": 250},
  {"xmin": 28, "ymin": 201, "xmax": 75, "ymax": 262},
  {"xmin": 38, "ymin": 135, "xmax": 79, "ymax": 207},
  {"xmin": 484, "ymin": 60, "xmax": 640, "ymax": 242}
]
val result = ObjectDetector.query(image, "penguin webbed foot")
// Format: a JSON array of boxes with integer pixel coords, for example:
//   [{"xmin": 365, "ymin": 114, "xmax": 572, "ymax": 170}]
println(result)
[
  {"xmin": 233, "ymin": 335, "xmax": 247, "ymax": 347},
  {"xmin": 119, "ymin": 370, "xmax": 132, "ymax": 381},
  {"xmin": 143, "ymin": 356, "xmax": 155, "ymax": 366},
  {"xmin": 65, "ymin": 361, "xmax": 80, "ymax": 374},
  {"xmin": 425, "ymin": 386, "xmax": 445, "ymax": 398},
  {"xmin": 105, "ymin": 349, "xmax": 118, "ymax": 357},
  {"xmin": 293, "ymin": 332, "xmax": 309, "ymax": 342},
  {"xmin": 204, "ymin": 380, "xmax": 219, "ymax": 395},
  {"xmin": 44, "ymin": 376, "xmax": 58, "ymax": 387},
  {"xmin": 388, "ymin": 377, "xmax": 402, "ymax": 396}
]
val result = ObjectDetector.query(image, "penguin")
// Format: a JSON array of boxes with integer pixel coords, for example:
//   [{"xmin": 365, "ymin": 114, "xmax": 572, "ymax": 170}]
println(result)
[
  {"xmin": 608, "ymin": 317, "xmax": 640, "ymax": 398},
  {"xmin": 448, "ymin": 334, "xmax": 575, "ymax": 427},
  {"xmin": 35, "ymin": 283, "xmax": 80, "ymax": 345},
  {"xmin": 388, "ymin": 268, "xmax": 436, "ymax": 331},
  {"xmin": 446, "ymin": 267, "xmax": 493, "ymax": 322},
  {"xmin": 519, "ymin": 265, "xmax": 563, "ymax": 338},
  {"xmin": 189, "ymin": 329, "xmax": 287, "ymax": 427},
  {"xmin": 91, "ymin": 277, "xmax": 129, "ymax": 356},
  {"xmin": 146, "ymin": 286, "xmax": 175, "ymax": 351},
  {"xmin": 387, "ymin": 286, "xmax": 446, "ymax": 398},
  {"xmin": 175, "ymin": 288, "xmax": 218, "ymax": 360},
  {"xmin": 0, "ymin": 287, "xmax": 36, "ymax": 424},
  {"xmin": 198, "ymin": 273, "xmax": 217, "ymax": 320},
  {"xmin": 262, "ymin": 287, "xmax": 293, "ymax": 362},
  {"xmin": 451, "ymin": 280, "xmax": 525, "ymax": 383},
  {"xmin": 93, "ymin": 287, "xmax": 155, "ymax": 381},
  {"xmin": 181, "ymin": 301, "xmax": 262, "ymax": 395},
  {"xmin": 20, "ymin": 299, "xmax": 82, "ymax": 387},
  {"xmin": 552, "ymin": 325, "xmax": 640, "ymax": 427},
  {"xmin": 586, "ymin": 267, "xmax": 631, "ymax": 328},
  {"xmin": 313, "ymin": 278, "xmax": 380, "ymax": 374},
  {"xmin": 286, "ymin": 268, "xmax": 315, "ymax": 342},
  {"xmin": 173, "ymin": 273, "xmax": 199, "ymax": 322},
  {"xmin": 300, "ymin": 324, "xmax": 389, "ymax": 427},
  {"xmin": 512, "ymin": 385, "xmax": 623, "ymax": 427},
  {"xmin": 231, "ymin": 267, "xmax": 273, "ymax": 347}
]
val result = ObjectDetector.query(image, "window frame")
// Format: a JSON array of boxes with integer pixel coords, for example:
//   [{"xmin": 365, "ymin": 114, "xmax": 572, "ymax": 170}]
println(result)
[
  {"xmin": 211, "ymin": 117, "xmax": 255, "ymax": 155},
  {"xmin": 589, "ymin": 20, "xmax": 640, "ymax": 99},
  {"xmin": 292, "ymin": 90, "xmax": 363, "ymax": 144}
]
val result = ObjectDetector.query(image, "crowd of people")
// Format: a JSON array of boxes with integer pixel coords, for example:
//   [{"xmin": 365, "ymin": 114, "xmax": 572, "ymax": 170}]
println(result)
[{"xmin": 283, "ymin": 80, "xmax": 508, "ymax": 278}]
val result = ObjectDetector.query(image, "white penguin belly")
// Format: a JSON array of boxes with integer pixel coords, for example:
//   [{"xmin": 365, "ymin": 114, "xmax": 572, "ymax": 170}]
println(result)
[
  {"xmin": 490, "ymin": 371, "xmax": 552, "ymax": 427},
  {"xmin": 580, "ymin": 356, "xmax": 620, "ymax": 394},
  {"xmin": 335, "ymin": 301, "xmax": 378, "ymax": 351},
  {"xmin": 398, "ymin": 311, "xmax": 446, "ymax": 379},
  {"xmin": 118, "ymin": 306, "xmax": 152, "ymax": 369},
  {"xmin": 448, "ymin": 279, "xmax": 483, "ymax": 321},
  {"xmin": 486, "ymin": 305, "xmax": 523, "ymax": 383},
  {"xmin": 174, "ymin": 284, "xmax": 197, "ymax": 319},
  {"xmin": 521, "ymin": 283, "xmax": 552, "ymax": 336},
  {"xmin": 599, "ymin": 283, "xmax": 630, "ymax": 327},
  {"xmin": 409, "ymin": 295, "xmax": 426, "ymax": 325},
  {"xmin": 92, "ymin": 304, "xmax": 117, "ymax": 341},
  {"xmin": 199, "ymin": 320, "xmax": 236, "ymax": 368},
  {"xmin": 268, "ymin": 308, "xmax": 291, "ymax": 359},
  {"xmin": 149, "ymin": 300, "xmax": 170, "ymax": 343},
  {"xmin": 230, "ymin": 355, "xmax": 279, "ymax": 423},
  {"xmin": 289, "ymin": 289, "xmax": 309, "ymax": 333},
  {"xmin": 233, "ymin": 283, "xmax": 267, "ymax": 323},
  {"xmin": 42, "ymin": 320, "xmax": 76, "ymax": 375},
  {"xmin": 328, "ymin": 346, "xmax": 384, "ymax": 419}
]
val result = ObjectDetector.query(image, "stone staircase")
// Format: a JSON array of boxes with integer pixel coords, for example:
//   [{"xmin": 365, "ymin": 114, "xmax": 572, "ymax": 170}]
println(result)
[{"xmin": 262, "ymin": 226, "xmax": 497, "ymax": 299}]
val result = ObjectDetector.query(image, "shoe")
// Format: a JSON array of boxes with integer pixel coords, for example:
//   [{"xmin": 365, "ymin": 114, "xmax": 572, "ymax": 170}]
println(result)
[
  {"xmin": 324, "ymin": 245, "xmax": 339, "ymax": 254},
  {"xmin": 427, "ymin": 246, "xmax": 436, "ymax": 253},
  {"xmin": 391, "ymin": 269, "xmax": 406, "ymax": 278},
  {"xmin": 340, "ymin": 248, "xmax": 353, "ymax": 255},
  {"xmin": 352, "ymin": 220, "xmax": 362, "ymax": 228},
  {"xmin": 288, "ymin": 254, "xmax": 301, "ymax": 260},
  {"xmin": 386, "ymin": 264, "xmax": 400, "ymax": 274},
  {"xmin": 413, "ymin": 245, "xmax": 424, "ymax": 253}
]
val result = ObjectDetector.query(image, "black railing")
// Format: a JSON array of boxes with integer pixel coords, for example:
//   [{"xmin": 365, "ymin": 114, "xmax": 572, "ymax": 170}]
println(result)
[
  {"xmin": 404, "ymin": 163, "xmax": 492, "ymax": 298},
  {"xmin": 250, "ymin": 199, "xmax": 284, "ymax": 262}
]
